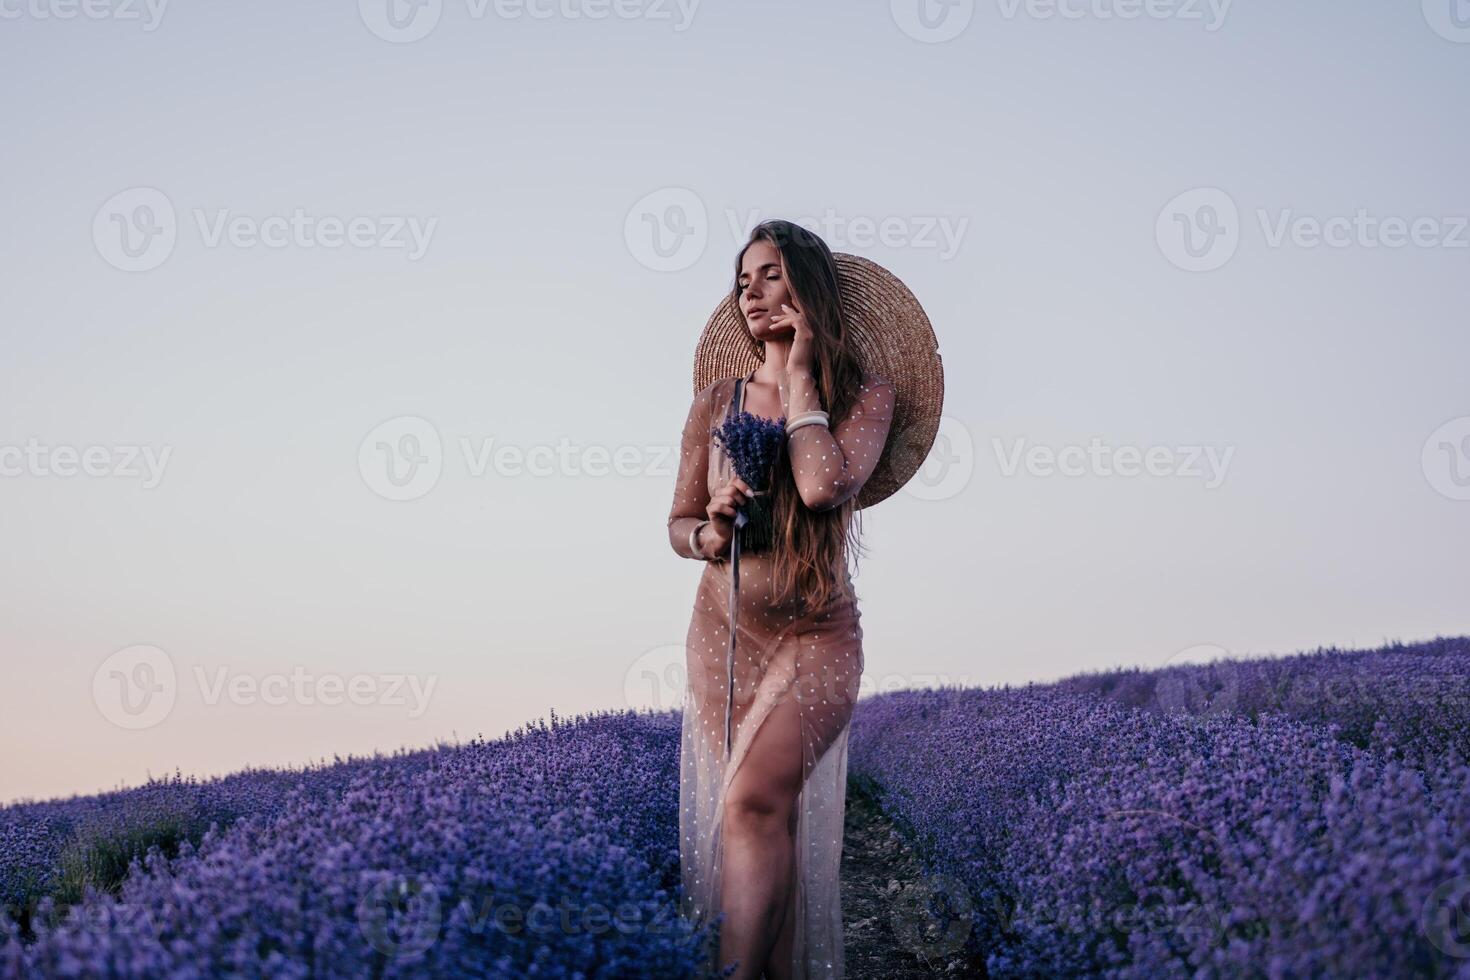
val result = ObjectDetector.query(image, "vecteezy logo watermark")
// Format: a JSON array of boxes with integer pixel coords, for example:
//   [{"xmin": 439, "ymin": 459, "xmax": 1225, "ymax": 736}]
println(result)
[
  {"xmin": 359, "ymin": 0, "xmax": 701, "ymax": 43},
  {"xmin": 1422, "ymin": 416, "xmax": 1470, "ymax": 502},
  {"xmin": 1154, "ymin": 642, "xmax": 1238, "ymax": 718},
  {"xmin": 359, "ymin": 416, "xmax": 445, "ymax": 502},
  {"xmin": 889, "ymin": 874, "xmax": 975, "ymax": 958},
  {"xmin": 1421, "ymin": 874, "xmax": 1470, "ymax": 958},
  {"xmin": 992, "ymin": 436, "xmax": 1235, "ymax": 488},
  {"xmin": 901, "ymin": 413, "xmax": 975, "ymax": 503},
  {"xmin": 0, "ymin": 0, "xmax": 169, "ymax": 30},
  {"xmin": 1158, "ymin": 187, "xmax": 1470, "ymax": 271},
  {"xmin": 624, "ymin": 643, "xmax": 687, "ymax": 712},
  {"xmin": 359, "ymin": 0, "xmax": 443, "ymax": 43},
  {"xmin": 0, "ymin": 438, "xmax": 172, "ymax": 487},
  {"xmin": 357, "ymin": 873, "xmax": 442, "ymax": 961},
  {"xmin": 1156, "ymin": 187, "xmax": 1240, "ymax": 272},
  {"xmin": 890, "ymin": 0, "xmax": 975, "ymax": 43},
  {"xmin": 93, "ymin": 644, "xmax": 178, "ymax": 730},
  {"xmin": 93, "ymin": 187, "xmax": 177, "ymax": 272},
  {"xmin": 356, "ymin": 415, "xmax": 681, "ymax": 501},
  {"xmin": 91, "ymin": 644, "xmax": 440, "ymax": 729},
  {"xmin": 1423, "ymin": 0, "xmax": 1470, "ymax": 43},
  {"xmin": 625, "ymin": 187, "xmax": 708, "ymax": 272},
  {"xmin": 93, "ymin": 187, "xmax": 438, "ymax": 271}
]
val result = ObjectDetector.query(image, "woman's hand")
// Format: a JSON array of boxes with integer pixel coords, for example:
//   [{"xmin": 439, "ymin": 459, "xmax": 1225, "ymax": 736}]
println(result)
[
  {"xmin": 769, "ymin": 302, "xmax": 815, "ymax": 377},
  {"xmin": 701, "ymin": 474, "xmax": 753, "ymax": 557}
]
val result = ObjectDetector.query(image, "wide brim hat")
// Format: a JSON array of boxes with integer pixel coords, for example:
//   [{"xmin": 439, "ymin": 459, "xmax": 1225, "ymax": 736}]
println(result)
[{"xmin": 693, "ymin": 252, "xmax": 944, "ymax": 510}]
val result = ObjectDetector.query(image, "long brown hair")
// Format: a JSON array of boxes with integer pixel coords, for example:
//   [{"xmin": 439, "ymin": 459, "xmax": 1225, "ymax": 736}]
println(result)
[{"xmin": 731, "ymin": 219, "xmax": 871, "ymax": 615}]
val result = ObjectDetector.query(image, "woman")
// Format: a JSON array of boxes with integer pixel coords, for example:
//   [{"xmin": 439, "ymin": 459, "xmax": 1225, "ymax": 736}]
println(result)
[{"xmin": 667, "ymin": 220, "xmax": 901, "ymax": 979}]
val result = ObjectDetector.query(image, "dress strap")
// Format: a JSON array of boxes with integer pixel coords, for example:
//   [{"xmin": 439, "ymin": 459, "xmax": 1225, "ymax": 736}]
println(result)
[{"xmin": 722, "ymin": 374, "xmax": 746, "ymax": 761}]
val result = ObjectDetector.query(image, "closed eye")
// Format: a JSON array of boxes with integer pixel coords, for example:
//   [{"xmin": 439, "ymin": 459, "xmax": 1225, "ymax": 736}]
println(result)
[{"xmin": 738, "ymin": 273, "xmax": 781, "ymax": 292}]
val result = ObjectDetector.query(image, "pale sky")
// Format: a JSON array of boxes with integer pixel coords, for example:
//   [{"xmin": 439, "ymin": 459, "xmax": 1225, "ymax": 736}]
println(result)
[{"xmin": 2, "ymin": 0, "xmax": 1468, "ymax": 804}]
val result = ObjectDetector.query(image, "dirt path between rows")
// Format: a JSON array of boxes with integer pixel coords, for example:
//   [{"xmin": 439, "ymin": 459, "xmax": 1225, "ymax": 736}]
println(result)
[{"xmin": 840, "ymin": 782, "xmax": 988, "ymax": 978}]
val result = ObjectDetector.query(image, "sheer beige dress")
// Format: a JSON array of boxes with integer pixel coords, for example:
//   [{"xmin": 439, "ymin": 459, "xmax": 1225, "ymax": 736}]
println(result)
[{"xmin": 667, "ymin": 368, "xmax": 897, "ymax": 979}]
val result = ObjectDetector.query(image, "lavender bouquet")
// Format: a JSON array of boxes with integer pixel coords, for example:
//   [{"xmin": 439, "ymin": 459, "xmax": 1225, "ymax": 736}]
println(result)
[{"xmin": 711, "ymin": 410, "xmax": 786, "ymax": 553}]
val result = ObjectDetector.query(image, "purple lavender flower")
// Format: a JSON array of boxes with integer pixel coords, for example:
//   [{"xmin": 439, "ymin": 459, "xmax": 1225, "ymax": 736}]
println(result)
[
  {"xmin": 711, "ymin": 411, "xmax": 786, "ymax": 553},
  {"xmin": 710, "ymin": 411, "xmax": 786, "ymax": 494}
]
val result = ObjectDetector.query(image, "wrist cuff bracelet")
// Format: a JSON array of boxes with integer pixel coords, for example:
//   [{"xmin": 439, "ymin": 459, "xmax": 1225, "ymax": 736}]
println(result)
[
  {"xmin": 786, "ymin": 411, "xmax": 830, "ymax": 435},
  {"xmin": 689, "ymin": 519, "xmax": 712, "ymax": 559}
]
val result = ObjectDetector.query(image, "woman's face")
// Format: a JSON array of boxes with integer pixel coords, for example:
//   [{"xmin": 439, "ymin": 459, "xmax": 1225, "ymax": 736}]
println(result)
[{"xmin": 737, "ymin": 239, "xmax": 794, "ymax": 341}]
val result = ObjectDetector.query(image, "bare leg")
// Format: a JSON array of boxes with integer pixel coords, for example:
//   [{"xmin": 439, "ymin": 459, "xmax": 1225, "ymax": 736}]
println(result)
[
  {"xmin": 763, "ymin": 804, "xmax": 800, "ymax": 980},
  {"xmin": 718, "ymin": 690, "xmax": 803, "ymax": 980}
]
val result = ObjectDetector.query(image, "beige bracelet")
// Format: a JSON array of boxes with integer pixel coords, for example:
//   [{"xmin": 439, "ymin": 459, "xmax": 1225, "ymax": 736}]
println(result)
[
  {"xmin": 688, "ymin": 519, "xmax": 712, "ymax": 559},
  {"xmin": 786, "ymin": 411, "xmax": 830, "ymax": 435}
]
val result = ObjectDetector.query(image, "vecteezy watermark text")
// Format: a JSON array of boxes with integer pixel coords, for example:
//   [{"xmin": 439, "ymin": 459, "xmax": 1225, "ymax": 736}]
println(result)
[
  {"xmin": 994, "ymin": 0, "xmax": 1231, "ymax": 29},
  {"xmin": 890, "ymin": 0, "xmax": 1231, "ymax": 43},
  {"xmin": 358, "ymin": 0, "xmax": 703, "ymax": 44},
  {"xmin": 0, "ymin": 0, "xmax": 168, "ymax": 29},
  {"xmin": 94, "ymin": 187, "xmax": 438, "ymax": 272},
  {"xmin": 92, "ymin": 644, "xmax": 439, "ymax": 729},
  {"xmin": 622, "ymin": 192, "xmax": 970, "ymax": 272},
  {"xmin": 0, "ymin": 439, "xmax": 171, "ymax": 488},
  {"xmin": 360, "ymin": 412, "xmax": 980, "ymax": 504},
  {"xmin": 357, "ymin": 415, "xmax": 680, "ymax": 501},
  {"xmin": 194, "ymin": 664, "xmax": 436, "ymax": 718},
  {"xmin": 1157, "ymin": 187, "xmax": 1469, "ymax": 272},
  {"xmin": 992, "ymin": 436, "xmax": 1234, "ymax": 488}
]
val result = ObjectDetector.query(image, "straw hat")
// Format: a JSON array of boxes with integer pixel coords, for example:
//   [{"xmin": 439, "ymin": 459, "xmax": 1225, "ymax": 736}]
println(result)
[{"xmin": 693, "ymin": 252, "xmax": 944, "ymax": 510}]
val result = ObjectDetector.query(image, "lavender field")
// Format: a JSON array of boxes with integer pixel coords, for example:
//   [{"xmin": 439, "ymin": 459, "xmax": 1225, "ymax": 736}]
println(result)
[
  {"xmin": 4, "ymin": 635, "xmax": 1469, "ymax": 978},
  {"xmin": 849, "ymin": 634, "xmax": 1470, "ymax": 977}
]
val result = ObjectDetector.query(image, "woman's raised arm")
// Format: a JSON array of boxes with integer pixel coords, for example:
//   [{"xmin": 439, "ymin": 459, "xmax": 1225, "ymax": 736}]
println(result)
[{"xmin": 780, "ymin": 371, "xmax": 896, "ymax": 512}]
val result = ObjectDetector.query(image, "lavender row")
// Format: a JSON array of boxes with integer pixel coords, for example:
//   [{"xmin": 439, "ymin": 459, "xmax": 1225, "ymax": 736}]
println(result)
[
  {"xmin": 1053, "ymin": 634, "xmax": 1470, "ymax": 766},
  {"xmin": 849, "ymin": 684, "xmax": 1470, "ymax": 978},
  {"xmin": 3, "ymin": 710, "xmax": 717, "ymax": 978},
  {"xmin": 1, "ymin": 746, "xmax": 445, "ymax": 924}
]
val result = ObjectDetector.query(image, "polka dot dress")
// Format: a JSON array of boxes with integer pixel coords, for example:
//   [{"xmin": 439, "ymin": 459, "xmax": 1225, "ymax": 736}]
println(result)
[{"xmin": 666, "ymin": 369, "xmax": 896, "ymax": 979}]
